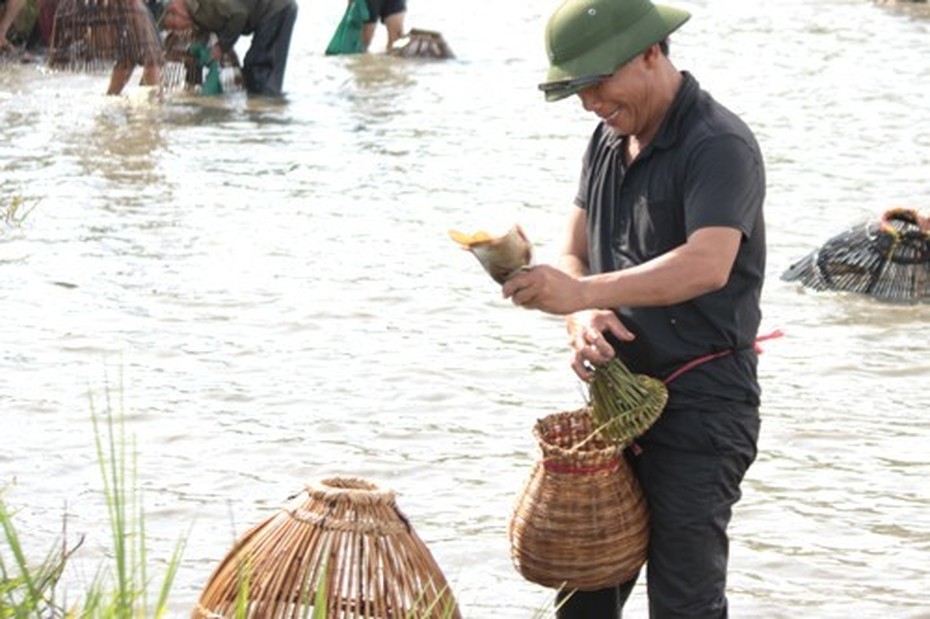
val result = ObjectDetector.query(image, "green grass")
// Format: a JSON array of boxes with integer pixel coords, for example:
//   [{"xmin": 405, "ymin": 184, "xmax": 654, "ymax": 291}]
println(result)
[
  {"xmin": 1, "ymin": 194, "xmax": 38, "ymax": 229},
  {"xmin": 1, "ymin": 382, "xmax": 563, "ymax": 618},
  {"xmin": 0, "ymin": 383, "xmax": 184, "ymax": 618}
]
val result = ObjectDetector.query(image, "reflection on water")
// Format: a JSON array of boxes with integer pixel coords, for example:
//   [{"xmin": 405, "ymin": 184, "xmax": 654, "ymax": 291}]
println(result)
[
  {"xmin": 2, "ymin": 1, "xmax": 930, "ymax": 617},
  {"xmin": 77, "ymin": 107, "xmax": 167, "ymax": 187}
]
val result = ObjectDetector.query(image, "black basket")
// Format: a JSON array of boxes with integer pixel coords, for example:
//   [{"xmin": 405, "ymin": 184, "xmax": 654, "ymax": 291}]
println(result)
[{"xmin": 782, "ymin": 208, "xmax": 930, "ymax": 303}]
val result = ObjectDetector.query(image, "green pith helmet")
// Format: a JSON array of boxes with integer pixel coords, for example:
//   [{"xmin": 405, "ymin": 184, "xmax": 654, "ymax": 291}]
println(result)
[{"xmin": 539, "ymin": 0, "xmax": 691, "ymax": 102}]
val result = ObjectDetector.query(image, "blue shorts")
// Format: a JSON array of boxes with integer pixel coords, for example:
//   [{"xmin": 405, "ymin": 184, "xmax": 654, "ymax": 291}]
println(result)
[{"xmin": 364, "ymin": 0, "xmax": 406, "ymax": 23}]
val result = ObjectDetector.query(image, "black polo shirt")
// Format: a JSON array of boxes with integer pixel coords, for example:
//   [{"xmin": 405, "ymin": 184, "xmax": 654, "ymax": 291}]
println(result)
[{"xmin": 575, "ymin": 72, "xmax": 766, "ymax": 406}]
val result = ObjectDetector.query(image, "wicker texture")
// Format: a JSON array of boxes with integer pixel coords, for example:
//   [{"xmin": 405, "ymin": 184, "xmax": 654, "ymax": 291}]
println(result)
[
  {"xmin": 782, "ymin": 208, "xmax": 930, "ymax": 303},
  {"xmin": 161, "ymin": 30, "xmax": 243, "ymax": 94},
  {"xmin": 509, "ymin": 410, "xmax": 649, "ymax": 591},
  {"xmin": 48, "ymin": 0, "xmax": 163, "ymax": 72},
  {"xmin": 388, "ymin": 29, "xmax": 455, "ymax": 59},
  {"xmin": 194, "ymin": 477, "xmax": 460, "ymax": 619},
  {"xmin": 588, "ymin": 358, "xmax": 668, "ymax": 448}
]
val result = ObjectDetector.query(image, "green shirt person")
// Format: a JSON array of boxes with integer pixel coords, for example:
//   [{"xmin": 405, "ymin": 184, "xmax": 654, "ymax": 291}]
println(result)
[{"xmin": 163, "ymin": 0, "xmax": 298, "ymax": 96}]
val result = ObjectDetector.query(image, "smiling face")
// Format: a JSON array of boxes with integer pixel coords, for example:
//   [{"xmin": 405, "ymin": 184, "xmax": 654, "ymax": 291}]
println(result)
[{"xmin": 575, "ymin": 44, "xmax": 678, "ymax": 143}]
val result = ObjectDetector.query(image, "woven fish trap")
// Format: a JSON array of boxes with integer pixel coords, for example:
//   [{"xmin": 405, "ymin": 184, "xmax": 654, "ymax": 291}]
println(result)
[
  {"xmin": 48, "ymin": 0, "xmax": 164, "ymax": 72},
  {"xmin": 588, "ymin": 358, "xmax": 668, "ymax": 448},
  {"xmin": 509, "ymin": 409, "xmax": 649, "ymax": 591},
  {"xmin": 161, "ymin": 30, "xmax": 244, "ymax": 93},
  {"xmin": 781, "ymin": 207, "xmax": 930, "ymax": 303},
  {"xmin": 194, "ymin": 477, "xmax": 461, "ymax": 619},
  {"xmin": 387, "ymin": 29, "xmax": 455, "ymax": 59}
]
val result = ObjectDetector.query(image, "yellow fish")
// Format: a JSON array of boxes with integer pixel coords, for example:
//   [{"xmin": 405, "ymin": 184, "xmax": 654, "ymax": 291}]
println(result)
[{"xmin": 448, "ymin": 224, "xmax": 533, "ymax": 284}]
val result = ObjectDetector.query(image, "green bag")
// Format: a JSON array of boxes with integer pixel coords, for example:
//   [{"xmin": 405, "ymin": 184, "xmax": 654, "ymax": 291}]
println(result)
[
  {"xmin": 188, "ymin": 42, "xmax": 223, "ymax": 95},
  {"xmin": 325, "ymin": 0, "xmax": 370, "ymax": 55}
]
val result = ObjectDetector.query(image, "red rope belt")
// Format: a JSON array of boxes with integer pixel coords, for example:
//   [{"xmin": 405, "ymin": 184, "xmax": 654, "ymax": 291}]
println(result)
[
  {"xmin": 662, "ymin": 329, "xmax": 784, "ymax": 385},
  {"xmin": 542, "ymin": 460, "xmax": 620, "ymax": 475}
]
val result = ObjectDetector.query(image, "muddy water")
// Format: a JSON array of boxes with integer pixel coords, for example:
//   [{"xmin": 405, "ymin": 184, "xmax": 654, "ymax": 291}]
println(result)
[{"xmin": 1, "ymin": 0, "xmax": 929, "ymax": 616}]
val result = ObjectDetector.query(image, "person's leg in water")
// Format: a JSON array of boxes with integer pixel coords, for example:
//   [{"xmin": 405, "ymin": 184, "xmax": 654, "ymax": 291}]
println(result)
[
  {"xmin": 140, "ymin": 60, "xmax": 161, "ymax": 87},
  {"xmin": 242, "ymin": 1, "xmax": 297, "ymax": 96},
  {"xmin": 636, "ymin": 404, "xmax": 759, "ymax": 618},
  {"xmin": 555, "ymin": 579, "xmax": 637, "ymax": 619},
  {"xmin": 360, "ymin": 0, "xmax": 378, "ymax": 51},
  {"xmin": 381, "ymin": 9, "xmax": 404, "ymax": 51},
  {"xmin": 360, "ymin": 0, "xmax": 405, "ymax": 51},
  {"xmin": 107, "ymin": 58, "xmax": 136, "ymax": 95}
]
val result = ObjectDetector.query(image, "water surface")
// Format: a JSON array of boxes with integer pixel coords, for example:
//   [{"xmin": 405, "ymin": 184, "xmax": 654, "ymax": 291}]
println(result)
[{"xmin": 2, "ymin": 0, "xmax": 929, "ymax": 616}]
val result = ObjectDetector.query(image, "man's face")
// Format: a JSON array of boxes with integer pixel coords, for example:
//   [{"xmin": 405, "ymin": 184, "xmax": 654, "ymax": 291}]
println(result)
[
  {"xmin": 576, "ymin": 53, "xmax": 650, "ymax": 137},
  {"xmin": 163, "ymin": 0, "xmax": 194, "ymax": 31}
]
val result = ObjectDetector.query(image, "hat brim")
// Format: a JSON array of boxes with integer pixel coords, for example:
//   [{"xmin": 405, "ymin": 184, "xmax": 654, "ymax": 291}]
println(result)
[{"xmin": 540, "ymin": 5, "xmax": 691, "ymax": 102}]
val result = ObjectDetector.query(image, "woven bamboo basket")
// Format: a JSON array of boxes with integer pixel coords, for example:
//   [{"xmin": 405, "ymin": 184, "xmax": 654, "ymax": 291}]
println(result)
[
  {"xmin": 509, "ymin": 409, "xmax": 649, "ymax": 591},
  {"xmin": 588, "ymin": 357, "xmax": 668, "ymax": 448},
  {"xmin": 781, "ymin": 207, "xmax": 930, "ymax": 303},
  {"xmin": 194, "ymin": 477, "xmax": 461, "ymax": 619},
  {"xmin": 387, "ymin": 29, "xmax": 455, "ymax": 59}
]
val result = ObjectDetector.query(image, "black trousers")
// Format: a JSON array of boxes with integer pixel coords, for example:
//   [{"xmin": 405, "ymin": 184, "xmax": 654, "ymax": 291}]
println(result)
[
  {"xmin": 242, "ymin": 1, "xmax": 298, "ymax": 96},
  {"xmin": 556, "ymin": 402, "xmax": 759, "ymax": 619}
]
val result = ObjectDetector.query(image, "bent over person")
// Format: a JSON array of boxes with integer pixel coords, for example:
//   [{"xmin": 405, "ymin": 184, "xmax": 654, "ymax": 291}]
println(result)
[
  {"xmin": 163, "ymin": 0, "xmax": 297, "ymax": 96},
  {"xmin": 502, "ymin": 0, "xmax": 767, "ymax": 617}
]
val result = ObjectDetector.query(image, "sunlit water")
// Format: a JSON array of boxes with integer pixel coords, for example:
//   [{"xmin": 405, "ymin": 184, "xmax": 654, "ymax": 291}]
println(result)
[{"xmin": 2, "ymin": 0, "xmax": 929, "ymax": 617}]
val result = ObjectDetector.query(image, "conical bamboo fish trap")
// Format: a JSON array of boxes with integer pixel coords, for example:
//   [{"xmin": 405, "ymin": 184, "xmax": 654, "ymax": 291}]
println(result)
[
  {"xmin": 509, "ymin": 410, "xmax": 649, "ymax": 591},
  {"xmin": 782, "ymin": 208, "xmax": 930, "ymax": 303},
  {"xmin": 194, "ymin": 477, "xmax": 461, "ymax": 619},
  {"xmin": 588, "ymin": 357, "xmax": 667, "ymax": 448},
  {"xmin": 48, "ymin": 0, "xmax": 164, "ymax": 73}
]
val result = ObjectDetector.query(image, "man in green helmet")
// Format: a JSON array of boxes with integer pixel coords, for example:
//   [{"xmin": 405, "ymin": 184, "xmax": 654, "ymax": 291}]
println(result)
[{"xmin": 503, "ymin": 0, "xmax": 766, "ymax": 616}]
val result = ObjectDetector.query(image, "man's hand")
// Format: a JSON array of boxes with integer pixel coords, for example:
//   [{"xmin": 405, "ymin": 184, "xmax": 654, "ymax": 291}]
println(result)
[
  {"xmin": 566, "ymin": 309, "xmax": 635, "ymax": 380},
  {"xmin": 501, "ymin": 265, "xmax": 586, "ymax": 315}
]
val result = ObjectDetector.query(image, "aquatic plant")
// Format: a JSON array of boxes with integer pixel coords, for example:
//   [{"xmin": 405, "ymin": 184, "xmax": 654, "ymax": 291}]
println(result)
[
  {"xmin": 1, "ymin": 194, "xmax": 38, "ymax": 228},
  {"xmin": 0, "ymin": 382, "xmax": 185, "ymax": 617}
]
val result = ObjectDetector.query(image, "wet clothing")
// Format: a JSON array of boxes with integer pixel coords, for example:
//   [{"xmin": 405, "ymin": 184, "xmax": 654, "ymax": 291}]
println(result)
[
  {"xmin": 186, "ymin": 0, "xmax": 297, "ymax": 95},
  {"xmin": 363, "ymin": 0, "xmax": 404, "ymax": 24},
  {"xmin": 560, "ymin": 72, "xmax": 766, "ymax": 618}
]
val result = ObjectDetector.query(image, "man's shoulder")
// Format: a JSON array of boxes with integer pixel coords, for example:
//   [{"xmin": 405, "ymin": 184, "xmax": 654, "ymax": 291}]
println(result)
[{"xmin": 686, "ymin": 80, "xmax": 760, "ymax": 149}]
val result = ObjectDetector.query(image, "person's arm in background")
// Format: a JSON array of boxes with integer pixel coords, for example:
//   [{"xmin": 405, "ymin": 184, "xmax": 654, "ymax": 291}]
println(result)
[{"xmin": 164, "ymin": 0, "xmax": 247, "ymax": 56}]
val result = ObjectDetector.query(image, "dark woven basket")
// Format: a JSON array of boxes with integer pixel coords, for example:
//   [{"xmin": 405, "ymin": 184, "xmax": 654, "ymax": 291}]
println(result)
[
  {"xmin": 509, "ymin": 409, "xmax": 649, "ymax": 591},
  {"xmin": 782, "ymin": 208, "xmax": 930, "ymax": 303}
]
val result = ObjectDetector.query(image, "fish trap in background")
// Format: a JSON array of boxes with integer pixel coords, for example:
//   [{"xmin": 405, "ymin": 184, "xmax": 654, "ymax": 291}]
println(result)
[
  {"xmin": 782, "ymin": 208, "xmax": 930, "ymax": 303},
  {"xmin": 388, "ymin": 29, "xmax": 455, "ymax": 59},
  {"xmin": 161, "ymin": 30, "xmax": 243, "ymax": 94},
  {"xmin": 48, "ymin": 0, "xmax": 163, "ymax": 72},
  {"xmin": 194, "ymin": 477, "xmax": 461, "ymax": 619}
]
